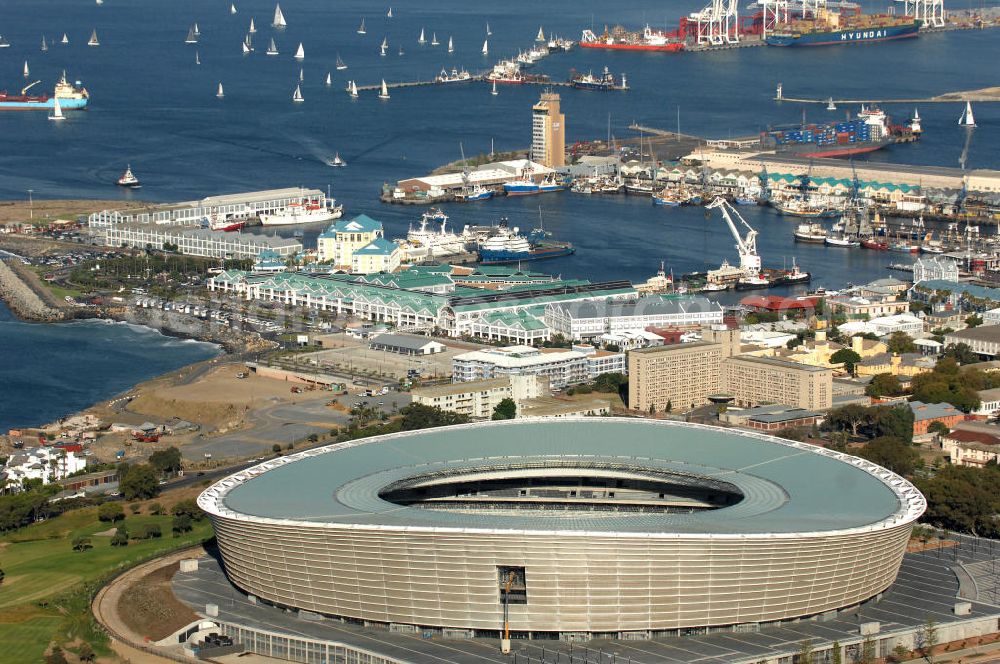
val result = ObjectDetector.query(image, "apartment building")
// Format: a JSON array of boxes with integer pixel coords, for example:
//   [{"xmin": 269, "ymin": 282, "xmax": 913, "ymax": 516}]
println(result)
[
  {"xmin": 411, "ymin": 375, "xmax": 549, "ymax": 419},
  {"xmin": 452, "ymin": 346, "xmax": 621, "ymax": 389},
  {"xmin": 722, "ymin": 356, "xmax": 833, "ymax": 411},
  {"xmin": 544, "ymin": 295, "xmax": 723, "ymax": 342}
]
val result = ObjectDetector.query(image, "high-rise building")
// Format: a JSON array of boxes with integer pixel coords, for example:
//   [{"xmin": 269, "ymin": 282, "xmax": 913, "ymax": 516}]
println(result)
[{"xmin": 531, "ymin": 92, "xmax": 565, "ymax": 168}]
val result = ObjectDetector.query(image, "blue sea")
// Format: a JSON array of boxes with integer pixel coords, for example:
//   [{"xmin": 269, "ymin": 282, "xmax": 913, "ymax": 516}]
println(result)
[
  {"xmin": 0, "ymin": 302, "xmax": 219, "ymax": 431},
  {"xmin": 0, "ymin": 0, "xmax": 997, "ymax": 422}
]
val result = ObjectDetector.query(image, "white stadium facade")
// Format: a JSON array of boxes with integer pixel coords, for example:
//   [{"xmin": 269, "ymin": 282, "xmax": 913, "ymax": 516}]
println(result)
[{"xmin": 198, "ymin": 419, "xmax": 925, "ymax": 639}]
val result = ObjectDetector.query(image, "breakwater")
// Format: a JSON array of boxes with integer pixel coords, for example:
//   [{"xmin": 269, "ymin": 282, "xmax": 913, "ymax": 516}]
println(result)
[{"xmin": 0, "ymin": 258, "xmax": 65, "ymax": 322}]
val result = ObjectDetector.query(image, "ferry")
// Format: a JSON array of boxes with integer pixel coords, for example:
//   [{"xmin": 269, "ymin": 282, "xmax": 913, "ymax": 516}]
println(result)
[
  {"xmin": 260, "ymin": 198, "xmax": 343, "ymax": 226},
  {"xmin": 0, "ymin": 74, "xmax": 89, "ymax": 111},
  {"xmin": 478, "ymin": 224, "xmax": 574, "ymax": 264},
  {"xmin": 580, "ymin": 25, "xmax": 683, "ymax": 52}
]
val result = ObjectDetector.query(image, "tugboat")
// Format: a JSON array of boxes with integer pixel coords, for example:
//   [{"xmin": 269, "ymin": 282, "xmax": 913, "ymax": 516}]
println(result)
[
  {"xmin": 117, "ymin": 165, "xmax": 141, "ymax": 188},
  {"xmin": 329, "ymin": 152, "xmax": 346, "ymax": 167}
]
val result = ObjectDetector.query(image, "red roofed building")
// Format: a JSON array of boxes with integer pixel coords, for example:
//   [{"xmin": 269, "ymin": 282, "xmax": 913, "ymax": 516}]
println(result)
[
  {"xmin": 740, "ymin": 295, "xmax": 819, "ymax": 314},
  {"xmin": 941, "ymin": 428, "xmax": 1000, "ymax": 466}
]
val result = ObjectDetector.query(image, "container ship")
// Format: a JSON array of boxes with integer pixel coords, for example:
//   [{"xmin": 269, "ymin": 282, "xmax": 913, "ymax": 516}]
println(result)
[
  {"xmin": 477, "ymin": 225, "xmax": 574, "ymax": 264},
  {"xmin": 766, "ymin": 10, "xmax": 920, "ymax": 47},
  {"xmin": 0, "ymin": 75, "xmax": 89, "ymax": 111},
  {"xmin": 760, "ymin": 106, "xmax": 916, "ymax": 158},
  {"xmin": 580, "ymin": 25, "xmax": 684, "ymax": 52}
]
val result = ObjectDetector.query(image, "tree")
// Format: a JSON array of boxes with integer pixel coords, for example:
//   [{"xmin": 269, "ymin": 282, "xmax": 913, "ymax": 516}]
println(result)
[
  {"xmin": 110, "ymin": 526, "xmax": 129, "ymax": 547},
  {"xmin": 46, "ymin": 646, "xmax": 68, "ymax": 664},
  {"xmin": 120, "ymin": 463, "xmax": 160, "ymax": 500},
  {"xmin": 665, "ymin": 400, "xmax": 672, "ymax": 413},
  {"xmin": 491, "ymin": 398, "xmax": 517, "ymax": 420},
  {"xmin": 98, "ymin": 502, "xmax": 125, "ymax": 523},
  {"xmin": 149, "ymin": 447, "xmax": 182, "ymax": 474},
  {"xmin": 865, "ymin": 373, "xmax": 902, "ymax": 398},
  {"xmin": 830, "ymin": 640, "xmax": 842, "ymax": 664},
  {"xmin": 0, "ymin": 567, "xmax": 5, "ymax": 585},
  {"xmin": 593, "ymin": 372, "xmax": 627, "ymax": 393},
  {"xmin": 921, "ymin": 617, "xmax": 938, "ymax": 661},
  {"xmin": 138, "ymin": 523, "xmax": 162, "ymax": 539},
  {"xmin": 826, "ymin": 404, "xmax": 871, "ymax": 438},
  {"xmin": 857, "ymin": 436, "xmax": 919, "ymax": 476},
  {"xmin": 399, "ymin": 403, "xmax": 470, "ymax": 430},
  {"xmin": 916, "ymin": 465, "xmax": 1000, "ymax": 537},
  {"xmin": 172, "ymin": 498, "xmax": 203, "ymax": 521},
  {"xmin": 941, "ymin": 342, "xmax": 979, "ymax": 365},
  {"xmin": 887, "ymin": 331, "xmax": 917, "ymax": 355},
  {"xmin": 786, "ymin": 337, "xmax": 802, "ymax": 350},
  {"xmin": 890, "ymin": 644, "xmax": 910, "ymax": 663},
  {"xmin": 860, "ymin": 635, "xmax": 876, "ymax": 664},
  {"xmin": 272, "ymin": 443, "xmax": 282, "ymax": 455},
  {"xmin": 830, "ymin": 348, "xmax": 862, "ymax": 375},
  {"xmin": 172, "ymin": 514, "xmax": 193, "ymax": 534},
  {"xmin": 77, "ymin": 643, "xmax": 96, "ymax": 663},
  {"xmin": 796, "ymin": 639, "xmax": 814, "ymax": 664},
  {"xmin": 71, "ymin": 536, "xmax": 92, "ymax": 552},
  {"xmin": 149, "ymin": 502, "xmax": 164, "ymax": 515},
  {"xmin": 966, "ymin": 314, "xmax": 983, "ymax": 328},
  {"xmin": 870, "ymin": 405, "xmax": 915, "ymax": 444},
  {"xmin": 928, "ymin": 420, "xmax": 950, "ymax": 436}
]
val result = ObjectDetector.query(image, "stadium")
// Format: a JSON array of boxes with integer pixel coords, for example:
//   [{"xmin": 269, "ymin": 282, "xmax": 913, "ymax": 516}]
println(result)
[{"xmin": 198, "ymin": 418, "xmax": 925, "ymax": 638}]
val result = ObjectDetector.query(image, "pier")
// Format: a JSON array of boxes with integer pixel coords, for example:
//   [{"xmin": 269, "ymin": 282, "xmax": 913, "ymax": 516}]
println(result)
[
  {"xmin": 354, "ymin": 77, "xmax": 585, "ymax": 93},
  {"xmin": 776, "ymin": 85, "xmax": 1000, "ymax": 105}
]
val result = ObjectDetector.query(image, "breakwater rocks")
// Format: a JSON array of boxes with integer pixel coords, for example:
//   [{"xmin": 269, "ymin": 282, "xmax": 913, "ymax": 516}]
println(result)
[
  {"xmin": 106, "ymin": 306, "xmax": 274, "ymax": 354},
  {"xmin": 0, "ymin": 258, "xmax": 66, "ymax": 321}
]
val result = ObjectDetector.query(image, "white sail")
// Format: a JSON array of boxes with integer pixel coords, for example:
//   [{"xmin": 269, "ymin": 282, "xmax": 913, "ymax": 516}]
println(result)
[
  {"xmin": 88, "ymin": 29, "xmax": 99, "ymax": 46},
  {"xmin": 242, "ymin": 39, "xmax": 250, "ymax": 54},
  {"xmin": 266, "ymin": 37, "xmax": 278, "ymax": 55},
  {"xmin": 482, "ymin": 39, "xmax": 488, "ymax": 55},
  {"xmin": 96, "ymin": 0, "xmax": 103, "ymax": 5},
  {"xmin": 357, "ymin": 18, "xmax": 366, "ymax": 34},
  {"xmin": 273, "ymin": 3, "xmax": 286, "ymax": 28},
  {"xmin": 61, "ymin": 33, "xmax": 69, "ymax": 44},
  {"xmin": 193, "ymin": 23, "xmax": 200, "ymax": 36},
  {"xmin": 536, "ymin": 26, "xmax": 545, "ymax": 42},
  {"xmin": 491, "ymin": 80, "xmax": 498, "ymax": 96},
  {"xmin": 231, "ymin": 4, "xmax": 237, "ymax": 15},
  {"xmin": 23, "ymin": 60, "xmax": 29, "ymax": 78},
  {"xmin": 186, "ymin": 26, "xmax": 198, "ymax": 44},
  {"xmin": 387, "ymin": 7, "xmax": 393, "ymax": 18},
  {"xmin": 325, "ymin": 72, "xmax": 332, "ymax": 86},
  {"xmin": 418, "ymin": 28, "xmax": 425, "ymax": 44},
  {"xmin": 293, "ymin": 84, "xmax": 303, "ymax": 102},
  {"xmin": 217, "ymin": 82, "xmax": 224, "ymax": 98},
  {"xmin": 431, "ymin": 32, "xmax": 439, "ymax": 46},
  {"xmin": 294, "ymin": 42, "xmax": 304, "ymax": 59},
  {"xmin": 41, "ymin": 36, "xmax": 47, "ymax": 51},
  {"xmin": 378, "ymin": 79, "xmax": 390, "ymax": 99},
  {"xmin": 350, "ymin": 80, "xmax": 358, "ymax": 97},
  {"xmin": 299, "ymin": 67, "xmax": 304, "ymax": 81},
  {"xmin": 249, "ymin": 18, "xmax": 256, "ymax": 33},
  {"xmin": 49, "ymin": 96, "xmax": 65, "ymax": 121},
  {"xmin": 448, "ymin": 36, "xmax": 453, "ymax": 53},
  {"xmin": 196, "ymin": 51, "xmax": 201, "ymax": 64},
  {"xmin": 960, "ymin": 101, "xmax": 976, "ymax": 127},
  {"xmin": 380, "ymin": 37, "xmax": 388, "ymax": 56},
  {"xmin": 486, "ymin": 23, "xmax": 492, "ymax": 36},
  {"xmin": 336, "ymin": 53, "xmax": 347, "ymax": 70}
]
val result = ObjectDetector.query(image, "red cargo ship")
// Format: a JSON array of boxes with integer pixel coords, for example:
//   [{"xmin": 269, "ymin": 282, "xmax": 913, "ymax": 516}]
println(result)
[{"xmin": 580, "ymin": 25, "xmax": 684, "ymax": 52}]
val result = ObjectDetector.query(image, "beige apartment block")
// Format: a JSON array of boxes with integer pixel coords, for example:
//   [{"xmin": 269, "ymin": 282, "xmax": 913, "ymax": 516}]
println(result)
[{"xmin": 723, "ymin": 355, "xmax": 833, "ymax": 411}]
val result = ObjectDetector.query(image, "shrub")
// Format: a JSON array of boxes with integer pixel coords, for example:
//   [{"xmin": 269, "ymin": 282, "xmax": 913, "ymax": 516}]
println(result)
[
  {"xmin": 172, "ymin": 514, "xmax": 193, "ymax": 534},
  {"xmin": 98, "ymin": 502, "xmax": 125, "ymax": 523}
]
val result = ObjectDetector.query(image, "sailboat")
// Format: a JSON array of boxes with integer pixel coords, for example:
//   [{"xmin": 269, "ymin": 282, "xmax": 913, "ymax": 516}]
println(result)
[
  {"xmin": 266, "ymin": 37, "xmax": 278, "ymax": 55},
  {"xmin": 217, "ymin": 82, "xmax": 224, "ymax": 98},
  {"xmin": 195, "ymin": 51, "xmax": 201, "ymax": 64},
  {"xmin": 826, "ymin": 97, "xmax": 836, "ymax": 111},
  {"xmin": 380, "ymin": 37, "xmax": 388, "ymax": 56},
  {"xmin": 486, "ymin": 23, "xmax": 492, "ymax": 36},
  {"xmin": 491, "ymin": 80, "xmax": 498, "ymax": 96},
  {"xmin": 448, "ymin": 36, "xmax": 453, "ymax": 53},
  {"xmin": 242, "ymin": 39, "xmax": 250, "ymax": 54},
  {"xmin": 398, "ymin": 45, "xmax": 404, "ymax": 56},
  {"xmin": 387, "ymin": 7, "xmax": 393, "ymax": 18},
  {"xmin": 325, "ymin": 72, "xmax": 332, "ymax": 86},
  {"xmin": 49, "ymin": 96, "xmax": 65, "ymax": 121},
  {"xmin": 88, "ymin": 29, "xmax": 100, "ymax": 47},
  {"xmin": 482, "ymin": 39, "xmax": 488, "ymax": 56},
  {"xmin": 230, "ymin": 4, "xmax": 237, "ymax": 15},
  {"xmin": 41, "ymin": 36, "xmax": 47, "ymax": 52},
  {"xmin": 185, "ymin": 26, "xmax": 198, "ymax": 44},
  {"xmin": 418, "ymin": 28, "xmax": 426, "ymax": 45},
  {"xmin": 96, "ymin": 0, "xmax": 103, "ymax": 5},
  {"xmin": 193, "ymin": 23, "xmax": 201, "ymax": 36},
  {"xmin": 61, "ymin": 33, "xmax": 69, "ymax": 44},
  {"xmin": 349, "ymin": 80, "xmax": 358, "ymax": 98},
  {"xmin": 336, "ymin": 53, "xmax": 347, "ymax": 70},
  {"xmin": 959, "ymin": 101, "xmax": 976, "ymax": 127},
  {"xmin": 249, "ymin": 18, "xmax": 256, "ymax": 33},
  {"xmin": 378, "ymin": 79, "xmax": 390, "ymax": 100},
  {"xmin": 535, "ymin": 26, "xmax": 545, "ymax": 42},
  {"xmin": 294, "ymin": 42, "xmax": 304, "ymax": 60},
  {"xmin": 292, "ymin": 84, "xmax": 304, "ymax": 103},
  {"xmin": 357, "ymin": 18, "xmax": 366, "ymax": 35},
  {"xmin": 330, "ymin": 152, "xmax": 346, "ymax": 167},
  {"xmin": 23, "ymin": 61, "xmax": 29, "ymax": 78},
  {"xmin": 272, "ymin": 3, "xmax": 287, "ymax": 29},
  {"xmin": 431, "ymin": 32, "xmax": 439, "ymax": 46},
  {"xmin": 299, "ymin": 67, "xmax": 304, "ymax": 82}
]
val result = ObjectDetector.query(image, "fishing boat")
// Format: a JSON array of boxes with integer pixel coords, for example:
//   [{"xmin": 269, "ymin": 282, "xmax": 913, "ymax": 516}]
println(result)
[
  {"xmin": 210, "ymin": 215, "xmax": 244, "ymax": 232},
  {"xmin": 861, "ymin": 238, "xmax": 889, "ymax": 251},
  {"xmin": 435, "ymin": 67, "xmax": 472, "ymax": 84},
  {"xmin": 23, "ymin": 61, "xmax": 29, "ymax": 78},
  {"xmin": 482, "ymin": 39, "xmax": 489, "ymax": 56},
  {"xmin": 793, "ymin": 223, "xmax": 827, "ymax": 243},
  {"xmin": 266, "ymin": 37, "xmax": 278, "ymax": 55},
  {"xmin": 378, "ymin": 79, "xmax": 390, "ymax": 100},
  {"xmin": 272, "ymin": 2, "xmax": 287, "ymax": 28},
  {"xmin": 249, "ymin": 18, "xmax": 256, "ymax": 33},
  {"xmin": 357, "ymin": 18, "xmax": 366, "ymax": 35},
  {"xmin": 431, "ymin": 33, "xmax": 439, "ymax": 46},
  {"xmin": 380, "ymin": 37, "xmax": 388, "ymax": 56},
  {"xmin": 329, "ymin": 152, "xmax": 346, "ymax": 167},
  {"xmin": 652, "ymin": 190, "xmax": 683, "ymax": 207},
  {"xmin": 259, "ymin": 199, "xmax": 342, "ymax": 226},
  {"xmin": 401, "ymin": 209, "xmax": 467, "ymax": 258},
  {"xmin": 418, "ymin": 28, "xmax": 426, "ymax": 45},
  {"xmin": 216, "ymin": 82, "xmax": 224, "ymax": 98},
  {"xmin": 294, "ymin": 42, "xmax": 304, "ymax": 60},
  {"xmin": 117, "ymin": 165, "xmax": 141, "ymax": 188},
  {"xmin": 825, "ymin": 234, "xmax": 860, "ymax": 247},
  {"xmin": 455, "ymin": 184, "xmax": 493, "ymax": 202},
  {"xmin": 292, "ymin": 84, "xmax": 303, "ymax": 103},
  {"xmin": 231, "ymin": 4, "xmax": 237, "ymax": 15},
  {"xmin": 959, "ymin": 101, "xmax": 976, "ymax": 127},
  {"xmin": 448, "ymin": 36, "xmax": 453, "ymax": 53},
  {"xmin": 48, "ymin": 96, "xmax": 65, "ymax": 121},
  {"xmin": 503, "ymin": 179, "xmax": 540, "ymax": 196},
  {"xmin": 325, "ymin": 72, "xmax": 332, "ymax": 86},
  {"xmin": 773, "ymin": 199, "xmax": 826, "ymax": 218},
  {"xmin": 185, "ymin": 26, "xmax": 198, "ymax": 44},
  {"xmin": 60, "ymin": 34, "xmax": 69, "ymax": 45},
  {"xmin": 41, "ymin": 36, "xmax": 47, "ymax": 52},
  {"xmin": 336, "ymin": 54, "xmax": 347, "ymax": 70},
  {"xmin": 88, "ymin": 29, "xmax": 100, "ymax": 47},
  {"xmin": 478, "ymin": 223, "xmax": 574, "ymax": 264}
]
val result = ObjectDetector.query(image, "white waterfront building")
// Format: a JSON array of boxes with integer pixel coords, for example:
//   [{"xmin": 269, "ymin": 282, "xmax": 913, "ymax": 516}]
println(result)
[
  {"xmin": 544, "ymin": 295, "xmax": 724, "ymax": 342},
  {"xmin": 912, "ymin": 256, "xmax": 960, "ymax": 284},
  {"xmin": 98, "ymin": 225, "xmax": 302, "ymax": 260},
  {"xmin": 1, "ymin": 447, "xmax": 87, "ymax": 491},
  {"xmin": 452, "ymin": 345, "xmax": 624, "ymax": 388}
]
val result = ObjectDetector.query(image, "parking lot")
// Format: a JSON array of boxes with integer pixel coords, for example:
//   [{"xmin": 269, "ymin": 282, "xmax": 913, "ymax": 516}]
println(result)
[{"xmin": 299, "ymin": 334, "xmax": 485, "ymax": 382}]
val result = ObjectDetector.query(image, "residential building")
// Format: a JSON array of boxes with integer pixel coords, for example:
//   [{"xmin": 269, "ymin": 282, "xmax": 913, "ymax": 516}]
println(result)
[
  {"xmin": 316, "ymin": 215, "xmax": 386, "ymax": 268},
  {"xmin": 909, "ymin": 401, "xmax": 966, "ymax": 437},
  {"xmin": 912, "ymin": 257, "xmax": 961, "ymax": 284},
  {"xmin": 940, "ymin": 429, "xmax": 1000, "ymax": 467},
  {"xmin": 868, "ymin": 314, "xmax": 924, "ymax": 336},
  {"xmin": 412, "ymin": 375, "xmax": 551, "ymax": 419},
  {"xmin": 723, "ymin": 356, "xmax": 833, "ymax": 411},
  {"xmin": 827, "ymin": 295, "xmax": 910, "ymax": 319},
  {"xmin": 944, "ymin": 325, "xmax": 1000, "ymax": 357},
  {"xmin": 98, "ymin": 225, "xmax": 302, "ymax": 259},
  {"xmin": 544, "ymin": 295, "xmax": 723, "ymax": 342},
  {"xmin": 720, "ymin": 404, "xmax": 825, "ymax": 432},
  {"xmin": 1, "ymin": 447, "xmax": 87, "ymax": 490},
  {"xmin": 582, "ymin": 348, "xmax": 627, "ymax": 377},
  {"xmin": 856, "ymin": 352, "xmax": 935, "ymax": 377},
  {"xmin": 351, "ymin": 237, "xmax": 403, "ymax": 274},
  {"xmin": 740, "ymin": 329, "xmax": 798, "ymax": 349},
  {"xmin": 369, "ymin": 333, "xmax": 446, "ymax": 356},
  {"xmin": 984, "ymin": 308, "xmax": 1000, "ymax": 326},
  {"xmin": 973, "ymin": 387, "xmax": 1000, "ymax": 419},
  {"xmin": 453, "ymin": 346, "xmax": 594, "ymax": 388},
  {"xmin": 531, "ymin": 92, "xmax": 565, "ymax": 168}
]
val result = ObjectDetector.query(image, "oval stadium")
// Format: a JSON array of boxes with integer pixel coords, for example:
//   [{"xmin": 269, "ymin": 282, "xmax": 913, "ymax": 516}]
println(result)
[{"xmin": 198, "ymin": 418, "xmax": 926, "ymax": 638}]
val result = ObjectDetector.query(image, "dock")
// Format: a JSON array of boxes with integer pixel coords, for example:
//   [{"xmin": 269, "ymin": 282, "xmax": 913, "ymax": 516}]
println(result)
[
  {"xmin": 355, "ymin": 77, "xmax": 586, "ymax": 93},
  {"xmin": 776, "ymin": 85, "xmax": 1000, "ymax": 105}
]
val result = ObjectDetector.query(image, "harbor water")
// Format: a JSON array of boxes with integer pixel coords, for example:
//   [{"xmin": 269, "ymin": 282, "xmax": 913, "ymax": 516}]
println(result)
[{"xmin": 0, "ymin": 302, "xmax": 219, "ymax": 431}]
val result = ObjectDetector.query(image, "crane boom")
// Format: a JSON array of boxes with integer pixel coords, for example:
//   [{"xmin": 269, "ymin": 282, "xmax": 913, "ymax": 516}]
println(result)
[
  {"xmin": 22, "ymin": 80, "xmax": 42, "ymax": 95},
  {"xmin": 706, "ymin": 197, "xmax": 761, "ymax": 278}
]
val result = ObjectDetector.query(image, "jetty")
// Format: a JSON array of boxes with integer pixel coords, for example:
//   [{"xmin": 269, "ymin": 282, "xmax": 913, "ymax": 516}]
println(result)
[
  {"xmin": 354, "ymin": 76, "xmax": 575, "ymax": 93},
  {"xmin": 776, "ymin": 85, "xmax": 1000, "ymax": 105}
]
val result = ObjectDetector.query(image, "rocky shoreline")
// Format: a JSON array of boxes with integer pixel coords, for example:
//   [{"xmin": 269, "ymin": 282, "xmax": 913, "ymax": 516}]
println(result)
[{"xmin": 0, "ymin": 258, "xmax": 66, "ymax": 322}]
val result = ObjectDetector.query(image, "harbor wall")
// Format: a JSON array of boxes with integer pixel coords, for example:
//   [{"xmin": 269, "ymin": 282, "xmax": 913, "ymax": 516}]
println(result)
[{"xmin": 0, "ymin": 258, "xmax": 66, "ymax": 322}]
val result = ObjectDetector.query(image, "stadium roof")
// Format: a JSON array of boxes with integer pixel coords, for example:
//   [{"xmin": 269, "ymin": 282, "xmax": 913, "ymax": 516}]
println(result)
[{"xmin": 202, "ymin": 419, "xmax": 924, "ymax": 538}]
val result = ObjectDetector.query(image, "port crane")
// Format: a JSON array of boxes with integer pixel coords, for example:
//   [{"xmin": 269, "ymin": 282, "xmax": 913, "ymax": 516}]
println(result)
[
  {"xmin": 895, "ymin": 0, "xmax": 945, "ymax": 28},
  {"xmin": 22, "ymin": 80, "xmax": 42, "ymax": 96},
  {"xmin": 691, "ymin": 0, "xmax": 741, "ymax": 44},
  {"xmin": 707, "ymin": 197, "xmax": 761, "ymax": 281}
]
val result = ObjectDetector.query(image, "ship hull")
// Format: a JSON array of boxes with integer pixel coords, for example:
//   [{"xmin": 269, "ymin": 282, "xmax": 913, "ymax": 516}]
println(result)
[
  {"xmin": 504, "ymin": 184, "xmax": 541, "ymax": 196},
  {"xmin": 580, "ymin": 41, "xmax": 683, "ymax": 52},
  {"xmin": 0, "ymin": 97, "xmax": 88, "ymax": 111},
  {"xmin": 793, "ymin": 234, "xmax": 827, "ymax": 243},
  {"xmin": 766, "ymin": 22, "xmax": 920, "ymax": 47},
  {"xmin": 777, "ymin": 142, "xmax": 888, "ymax": 158},
  {"xmin": 479, "ymin": 246, "xmax": 575, "ymax": 264}
]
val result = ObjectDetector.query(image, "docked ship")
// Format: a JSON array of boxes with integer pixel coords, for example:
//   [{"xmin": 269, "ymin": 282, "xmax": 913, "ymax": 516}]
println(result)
[
  {"xmin": 760, "ymin": 105, "xmax": 912, "ymax": 158},
  {"xmin": 793, "ymin": 222, "xmax": 827, "ymax": 243},
  {"xmin": 0, "ymin": 74, "xmax": 89, "ymax": 111},
  {"xmin": 580, "ymin": 25, "xmax": 684, "ymax": 52},
  {"xmin": 259, "ymin": 197, "xmax": 343, "ymax": 226},
  {"xmin": 400, "ymin": 208, "xmax": 467, "ymax": 258},
  {"xmin": 503, "ymin": 173, "xmax": 566, "ymax": 196},
  {"xmin": 766, "ymin": 11, "xmax": 920, "ymax": 47},
  {"xmin": 570, "ymin": 67, "xmax": 626, "ymax": 91},
  {"xmin": 454, "ymin": 184, "xmax": 493, "ymax": 202},
  {"xmin": 486, "ymin": 60, "xmax": 524, "ymax": 84},
  {"xmin": 435, "ymin": 67, "xmax": 472, "ymax": 84},
  {"xmin": 773, "ymin": 199, "xmax": 828, "ymax": 218},
  {"xmin": 477, "ymin": 224, "xmax": 574, "ymax": 264},
  {"xmin": 205, "ymin": 215, "xmax": 245, "ymax": 232}
]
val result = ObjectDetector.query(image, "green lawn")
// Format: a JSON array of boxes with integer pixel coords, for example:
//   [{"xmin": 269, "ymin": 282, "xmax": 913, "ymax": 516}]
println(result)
[{"xmin": 0, "ymin": 505, "xmax": 213, "ymax": 662}]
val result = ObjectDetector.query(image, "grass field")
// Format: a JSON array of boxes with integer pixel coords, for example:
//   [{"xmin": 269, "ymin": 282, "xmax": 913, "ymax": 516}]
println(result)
[{"xmin": 0, "ymin": 502, "xmax": 213, "ymax": 663}]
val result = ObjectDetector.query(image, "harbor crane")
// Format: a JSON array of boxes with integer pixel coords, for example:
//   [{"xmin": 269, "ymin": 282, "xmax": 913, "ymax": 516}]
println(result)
[
  {"xmin": 22, "ymin": 80, "xmax": 42, "ymax": 96},
  {"xmin": 895, "ymin": 0, "xmax": 945, "ymax": 28},
  {"xmin": 691, "ymin": 0, "xmax": 741, "ymax": 44},
  {"xmin": 707, "ymin": 197, "xmax": 761, "ymax": 280}
]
